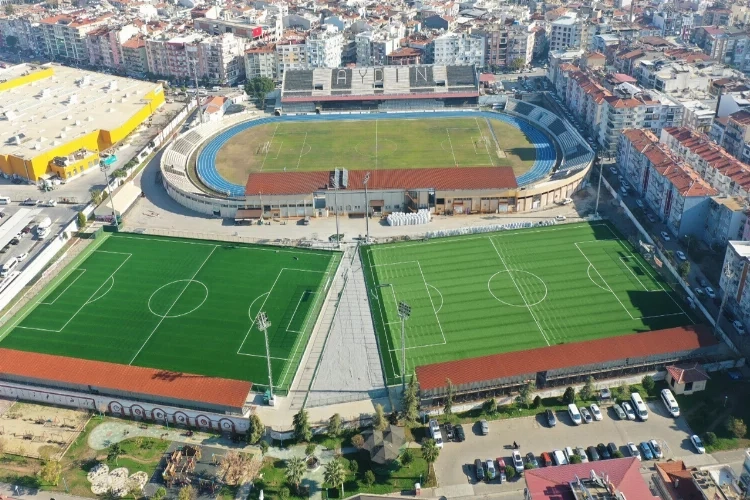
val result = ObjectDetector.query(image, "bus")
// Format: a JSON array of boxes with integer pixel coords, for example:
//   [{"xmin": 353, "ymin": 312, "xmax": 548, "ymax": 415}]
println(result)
[
  {"xmin": 661, "ymin": 389, "xmax": 680, "ymax": 417},
  {"xmin": 630, "ymin": 392, "xmax": 649, "ymax": 421}
]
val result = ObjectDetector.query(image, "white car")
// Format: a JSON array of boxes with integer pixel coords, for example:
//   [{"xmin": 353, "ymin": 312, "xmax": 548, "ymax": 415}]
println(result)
[
  {"xmin": 610, "ymin": 166, "xmax": 618, "ymax": 174},
  {"xmin": 561, "ymin": 198, "xmax": 573, "ymax": 205},
  {"xmin": 42, "ymin": 200, "xmax": 57, "ymax": 207},
  {"xmin": 621, "ymin": 402, "xmax": 636, "ymax": 420},
  {"xmin": 636, "ymin": 199, "xmax": 644, "ymax": 208},
  {"xmin": 555, "ymin": 215, "xmax": 566, "ymax": 221},
  {"xmin": 733, "ymin": 320, "xmax": 746, "ymax": 335},
  {"xmin": 660, "ymin": 231, "xmax": 671, "ymax": 241},
  {"xmin": 627, "ymin": 442, "xmax": 641, "ymax": 460},
  {"xmin": 690, "ymin": 434, "xmax": 706, "ymax": 454},
  {"xmin": 620, "ymin": 186, "xmax": 628, "ymax": 196},
  {"xmin": 434, "ymin": 435, "xmax": 444, "ymax": 448},
  {"xmin": 512, "ymin": 450, "xmax": 524, "ymax": 474},
  {"xmin": 590, "ymin": 404, "xmax": 602, "ymax": 421},
  {"xmin": 647, "ymin": 213, "xmax": 656, "ymax": 223},
  {"xmin": 649, "ymin": 439, "xmax": 664, "ymax": 459},
  {"xmin": 575, "ymin": 447, "xmax": 589, "ymax": 463},
  {"xmin": 16, "ymin": 252, "xmax": 28, "ymax": 262},
  {"xmin": 580, "ymin": 407, "xmax": 592, "ymax": 423},
  {"xmin": 705, "ymin": 287, "xmax": 716, "ymax": 299},
  {"xmin": 676, "ymin": 250, "xmax": 687, "ymax": 261}
]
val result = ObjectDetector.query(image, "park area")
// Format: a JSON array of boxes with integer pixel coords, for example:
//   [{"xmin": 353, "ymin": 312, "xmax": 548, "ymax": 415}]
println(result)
[
  {"xmin": 0, "ymin": 233, "xmax": 340, "ymax": 392},
  {"xmin": 213, "ymin": 116, "xmax": 536, "ymax": 184},
  {"xmin": 361, "ymin": 221, "xmax": 697, "ymax": 386}
]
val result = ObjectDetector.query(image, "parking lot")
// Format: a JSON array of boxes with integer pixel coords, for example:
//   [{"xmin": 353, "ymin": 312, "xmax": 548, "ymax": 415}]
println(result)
[{"xmin": 434, "ymin": 399, "xmax": 697, "ymax": 489}]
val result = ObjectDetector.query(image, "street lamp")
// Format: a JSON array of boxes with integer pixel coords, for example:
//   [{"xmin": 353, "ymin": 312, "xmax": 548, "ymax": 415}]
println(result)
[
  {"xmin": 256, "ymin": 311, "xmax": 274, "ymax": 404},
  {"xmin": 594, "ymin": 146, "xmax": 603, "ymax": 217},
  {"xmin": 363, "ymin": 172, "xmax": 371, "ymax": 242},
  {"xmin": 333, "ymin": 182, "xmax": 340, "ymax": 249},
  {"xmin": 398, "ymin": 300, "xmax": 411, "ymax": 392},
  {"xmin": 100, "ymin": 162, "xmax": 118, "ymax": 227}
]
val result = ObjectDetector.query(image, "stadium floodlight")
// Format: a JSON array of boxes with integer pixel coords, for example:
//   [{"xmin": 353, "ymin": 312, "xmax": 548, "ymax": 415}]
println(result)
[
  {"xmin": 99, "ymin": 163, "xmax": 118, "ymax": 228},
  {"xmin": 398, "ymin": 301, "xmax": 411, "ymax": 392},
  {"xmin": 363, "ymin": 172, "xmax": 371, "ymax": 242},
  {"xmin": 333, "ymin": 182, "xmax": 340, "ymax": 249},
  {"xmin": 256, "ymin": 311, "xmax": 274, "ymax": 403}
]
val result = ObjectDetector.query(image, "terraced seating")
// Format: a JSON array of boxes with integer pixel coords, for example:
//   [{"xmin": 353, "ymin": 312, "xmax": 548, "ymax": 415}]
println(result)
[{"xmin": 446, "ymin": 65, "xmax": 476, "ymax": 87}]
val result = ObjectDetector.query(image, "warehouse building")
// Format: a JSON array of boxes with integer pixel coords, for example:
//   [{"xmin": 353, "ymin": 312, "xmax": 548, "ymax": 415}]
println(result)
[{"xmin": 0, "ymin": 63, "xmax": 164, "ymax": 181}]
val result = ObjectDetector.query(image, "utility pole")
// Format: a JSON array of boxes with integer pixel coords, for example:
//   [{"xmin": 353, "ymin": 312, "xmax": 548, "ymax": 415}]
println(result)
[
  {"xmin": 256, "ymin": 312, "xmax": 274, "ymax": 404},
  {"xmin": 398, "ymin": 301, "xmax": 411, "ymax": 392},
  {"xmin": 363, "ymin": 172, "xmax": 371, "ymax": 242},
  {"xmin": 100, "ymin": 163, "xmax": 118, "ymax": 227},
  {"xmin": 595, "ymin": 147, "xmax": 603, "ymax": 217},
  {"xmin": 333, "ymin": 184, "xmax": 340, "ymax": 249}
]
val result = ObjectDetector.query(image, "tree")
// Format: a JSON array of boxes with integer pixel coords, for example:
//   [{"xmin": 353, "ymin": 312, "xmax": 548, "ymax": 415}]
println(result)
[
  {"xmin": 349, "ymin": 460, "xmax": 358, "ymax": 474},
  {"xmin": 483, "ymin": 398, "xmax": 497, "ymax": 415},
  {"xmin": 279, "ymin": 487, "xmax": 290, "ymax": 500},
  {"xmin": 328, "ymin": 413, "xmax": 342, "ymax": 438},
  {"xmin": 504, "ymin": 465, "xmax": 516, "ymax": 481},
  {"xmin": 516, "ymin": 381, "xmax": 535, "ymax": 409},
  {"xmin": 351, "ymin": 434, "xmax": 365, "ymax": 450},
  {"xmin": 704, "ymin": 432, "xmax": 717, "ymax": 445},
  {"xmin": 244, "ymin": 76, "xmax": 274, "ymax": 108},
  {"xmin": 421, "ymin": 438, "xmax": 440, "ymax": 476},
  {"xmin": 152, "ymin": 487, "xmax": 167, "ymax": 500},
  {"xmin": 285, "ymin": 456, "xmax": 306, "ymax": 495},
  {"xmin": 4, "ymin": 5, "xmax": 14, "ymax": 16},
  {"xmin": 641, "ymin": 375, "xmax": 655, "ymax": 394},
  {"xmin": 40, "ymin": 460, "xmax": 62, "ymax": 485},
  {"xmin": 373, "ymin": 403, "xmax": 387, "ymax": 431},
  {"xmin": 727, "ymin": 417, "xmax": 748, "ymax": 439},
  {"xmin": 401, "ymin": 449, "xmax": 413, "ymax": 465},
  {"xmin": 612, "ymin": 450, "xmax": 624, "ymax": 458},
  {"xmin": 524, "ymin": 461, "xmax": 535, "ymax": 470},
  {"xmin": 569, "ymin": 454, "xmax": 582, "ymax": 464},
  {"xmin": 509, "ymin": 58, "xmax": 525, "ymax": 71},
  {"xmin": 91, "ymin": 189, "xmax": 104, "ymax": 205},
  {"xmin": 444, "ymin": 378, "xmax": 454, "ymax": 416},
  {"xmin": 364, "ymin": 470, "xmax": 375, "ymax": 486},
  {"xmin": 178, "ymin": 485, "xmax": 196, "ymax": 500},
  {"xmin": 533, "ymin": 395, "xmax": 542, "ymax": 408},
  {"xmin": 293, "ymin": 409, "xmax": 312, "ymax": 442},
  {"xmin": 259, "ymin": 441, "xmax": 269, "ymax": 455},
  {"xmin": 218, "ymin": 451, "xmax": 256, "ymax": 485},
  {"xmin": 403, "ymin": 374, "xmax": 420, "ymax": 423},
  {"xmin": 562, "ymin": 387, "xmax": 576, "ymax": 404},
  {"xmin": 678, "ymin": 261, "xmax": 691, "ymax": 279},
  {"xmin": 323, "ymin": 459, "xmax": 346, "ymax": 498},
  {"xmin": 305, "ymin": 443, "xmax": 316, "ymax": 457},
  {"xmin": 107, "ymin": 443, "xmax": 123, "ymax": 462},
  {"xmin": 247, "ymin": 413, "xmax": 264, "ymax": 444},
  {"xmin": 580, "ymin": 376, "xmax": 595, "ymax": 401}
]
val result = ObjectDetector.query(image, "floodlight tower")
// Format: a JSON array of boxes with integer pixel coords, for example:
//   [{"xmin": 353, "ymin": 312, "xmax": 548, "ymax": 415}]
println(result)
[
  {"xmin": 257, "ymin": 311, "xmax": 274, "ymax": 404},
  {"xmin": 398, "ymin": 301, "xmax": 411, "ymax": 392},
  {"xmin": 363, "ymin": 172, "xmax": 371, "ymax": 242},
  {"xmin": 100, "ymin": 162, "xmax": 118, "ymax": 227}
]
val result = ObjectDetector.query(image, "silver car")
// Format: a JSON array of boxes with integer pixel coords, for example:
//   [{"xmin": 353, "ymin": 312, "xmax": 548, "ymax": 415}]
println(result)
[{"xmin": 621, "ymin": 402, "xmax": 636, "ymax": 420}]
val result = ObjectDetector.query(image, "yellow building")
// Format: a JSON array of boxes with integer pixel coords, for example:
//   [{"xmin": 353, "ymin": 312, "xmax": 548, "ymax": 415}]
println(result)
[{"xmin": 0, "ymin": 63, "xmax": 164, "ymax": 181}]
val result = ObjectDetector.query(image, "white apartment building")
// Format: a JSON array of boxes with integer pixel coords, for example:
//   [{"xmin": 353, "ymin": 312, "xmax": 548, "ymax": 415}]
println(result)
[
  {"xmin": 681, "ymin": 100, "xmax": 716, "ymax": 133},
  {"xmin": 276, "ymin": 38, "xmax": 307, "ymax": 77},
  {"xmin": 433, "ymin": 32, "xmax": 485, "ymax": 67},
  {"xmin": 196, "ymin": 33, "xmax": 246, "ymax": 85},
  {"xmin": 85, "ymin": 24, "xmax": 139, "ymax": 71},
  {"xmin": 245, "ymin": 44, "xmax": 277, "ymax": 80},
  {"xmin": 146, "ymin": 33, "xmax": 201, "ymax": 82},
  {"xmin": 634, "ymin": 60, "xmax": 712, "ymax": 94},
  {"xmin": 306, "ymin": 26, "xmax": 343, "ymax": 68},
  {"xmin": 355, "ymin": 31, "xmax": 400, "ymax": 66},
  {"xmin": 549, "ymin": 13, "xmax": 584, "ymax": 52},
  {"xmin": 37, "ymin": 13, "xmax": 111, "ymax": 64},
  {"xmin": 507, "ymin": 23, "xmax": 535, "ymax": 66},
  {"xmin": 0, "ymin": 16, "xmax": 42, "ymax": 54},
  {"xmin": 720, "ymin": 241, "xmax": 750, "ymax": 329}
]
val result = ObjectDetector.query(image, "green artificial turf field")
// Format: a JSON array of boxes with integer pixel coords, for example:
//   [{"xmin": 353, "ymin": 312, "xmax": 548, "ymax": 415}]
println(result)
[
  {"xmin": 361, "ymin": 221, "xmax": 697, "ymax": 386},
  {"xmin": 0, "ymin": 233, "xmax": 340, "ymax": 393},
  {"xmin": 214, "ymin": 117, "xmax": 536, "ymax": 184}
]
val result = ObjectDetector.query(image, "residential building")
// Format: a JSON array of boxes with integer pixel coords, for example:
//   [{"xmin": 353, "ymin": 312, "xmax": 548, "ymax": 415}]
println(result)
[
  {"xmin": 722, "ymin": 110, "xmax": 750, "ymax": 159},
  {"xmin": 655, "ymin": 461, "xmax": 744, "ymax": 500},
  {"xmin": 433, "ymin": 32, "xmax": 485, "ymax": 67},
  {"xmin": 704, "ymin": 197, "xmax": 748, "ymax": 248},
  {"xmin": 507, "ymin": 23, "xmax": 535, "ymax": 67},
  {"xmin": 275, "ymin": 36, "xmax": 307, "ymax": 77},
  {"xmin": 196, "ymin": 33, "xmax": 246, "ymax": 85},
  {"xmin": 121, "ymin": 36, "xmax": 148, "ymax": 77},
  {"xmin": 681, "ymin": 100, "xmax": 717, "ymax": 134},
  {"xmin": 306, "ymin": 26, "xmax": 343, "ymax": 69},
  {"xmin": 37, "ymin": 12, "xmax": 112, "ymax": 64},
  {"xmin": 245, "ymin": 44, "xmax": 277, "ymax": 80},
  {"xmin": 483, "ymin": 26, "xmax": 508, "ymax": 69},
  {"xmin": 549, "ymin": 13, "xmax": 585, "ymax": 52},
  {"xmin": 146, "ymin": 33, "xmax": 201, "ymax": 82},
  {"xmin": 721, "ymin": 241, "xmax": 750, "ymax": 330},
  {"xmin": 193, "ymin": 18, "xmax": 268, "ymax": 41},
  {"xmin": 355, "ymin": 30, "xmax": 399, "ymax": 66},
  {"xmin": 85, "ymin": 24, "xmax": 139, "ymax": 71}
]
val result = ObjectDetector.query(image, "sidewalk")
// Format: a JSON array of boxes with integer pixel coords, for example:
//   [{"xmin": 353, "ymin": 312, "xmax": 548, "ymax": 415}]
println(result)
[{"xmin": 0, "ymin": 482, "xmax": 88, "ymax": 500}]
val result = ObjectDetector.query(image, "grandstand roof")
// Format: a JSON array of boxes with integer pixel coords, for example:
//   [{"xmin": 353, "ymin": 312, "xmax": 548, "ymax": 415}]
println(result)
[
  {"xmin": 281, "ymin": 65, "xmax": 479, "ymax": 103},
  {"xmin": 245, "ymin": 167, "xmax": 516, "ymax": 195},
  {"xmin": 416, "ymin": 325, "xmax": 716, "ymax": 392}
]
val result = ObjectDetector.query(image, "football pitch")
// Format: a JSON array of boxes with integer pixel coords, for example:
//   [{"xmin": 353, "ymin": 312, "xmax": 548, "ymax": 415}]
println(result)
[
  {"xmin": 214, "ymin": 117, "xmax": 537, "ymax": 184},
  {"xmin": 361, "ymin": 222, "xmax": 697, "ymax": 386},
  {"xmin": 0, "ymin": 233, "xmax": 340, "ymax": 393}
]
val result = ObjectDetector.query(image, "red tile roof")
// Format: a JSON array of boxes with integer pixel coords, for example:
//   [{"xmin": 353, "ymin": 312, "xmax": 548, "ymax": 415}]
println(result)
[
  {"xmin": 655, "ymin": 461, "xmax": 704, "ymax": 500},
  {"xmin": 245, "ymin": 167, "xmax": 517, "ymax": 196},
  {"xmin": 666, "ymin": 362, "xmax": 710, "ymax": 384},
  {"xmin": 416, "ymin": 325, "xmax": 715, "ymax": 392},
  {"xmin": 525, "ymin": 458, "xmax": 658, "ymax": 499},
  {"xmin": 0, "ymin": 348, "xmax": 251, "ymax": 410}
]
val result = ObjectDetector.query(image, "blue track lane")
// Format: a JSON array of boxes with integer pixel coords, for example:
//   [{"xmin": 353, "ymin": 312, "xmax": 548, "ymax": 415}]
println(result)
[{"xmin": 195, "ymin": 111, "xmax": 558, "ymax": 197}]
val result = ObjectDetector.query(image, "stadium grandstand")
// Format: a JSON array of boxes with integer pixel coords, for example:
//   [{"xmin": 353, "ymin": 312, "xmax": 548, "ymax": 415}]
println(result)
[{"xmin": 279, "ymin": 65, "xmax": 479, "ymax": 113}]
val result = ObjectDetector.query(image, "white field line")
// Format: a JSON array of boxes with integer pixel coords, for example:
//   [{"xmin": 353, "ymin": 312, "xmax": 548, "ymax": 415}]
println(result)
[
  {"xmin": 475, "ymin": 116, "xmax": 495, "ymax": 166},
  {"xmin": 38, "ymin": 269, "xmax": 86, "ymax": 305},
  {"xmin": 237, "ymin": 269, "xmax": 284, "ymax": 355},
  {"xmin": 110, "ymin": 235, "xmax": 334, "ymax": 257},
  {"xmin": 371, "ymin": 260, "xmax": 419, "ymax": 268},
  {"xmin": 575, "ymin": 242, "xmax": 635, "ymax": 320},
  {"xmin": 272, "ymin": 141, "xmax": 283, "ymax": 160},
  {"xmin": 129, "ymin": 245, "xmax": 218, "ymax": 364},
  {"xmin": 366, "ymin": 262, "xmax": 399, "ymax": 379},
  {"xmin": 259, "ymin": 123, "xmax": 280, "ymax": 172},
  {"xmin": 285, "ymin": 291, "xmax": 318, "ymax": 333},
  {"xmin": 17, "ymin": 253, "xmax": 132, "ymax": 334},
  {"xmin": 489, "ymin": 237, "xmax": 550, "ymax": 346},
  {"xmin": 236, "ymin": 353, "xmax": 290, "ymax": 361},
  {"xmin": 417, "ymin": 261, "xmax": 447, "ymax": 345},
  {"xmin": 295, "ymin": 132, "xmax": 308, "ymax": 171},
  {"xmin": 375, "ymin": 119, "xmax": 378, "ymax": 170},
  {"xmin": 619, "ymin": 256, "xmax": 661, "ymax": 292},
  {"xmin": 445, "ymin": 128, "xmax": 458, "ymax": 166}
]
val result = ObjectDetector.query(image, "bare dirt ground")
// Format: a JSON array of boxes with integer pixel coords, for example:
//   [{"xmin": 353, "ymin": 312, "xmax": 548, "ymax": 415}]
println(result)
[{"xmin": 0, "ymin": 401, "xmax": 89, "ymax": 459}]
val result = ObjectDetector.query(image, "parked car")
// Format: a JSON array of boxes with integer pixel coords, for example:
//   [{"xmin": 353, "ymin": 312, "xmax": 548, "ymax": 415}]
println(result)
[
  {"xmin": 660, "ymin": 231, "xmax": 671, "ymax": 241},
  {"xmin": 486, "ymin": 459, "xmax": 496, "ymax": 480},
  {"xmin": 586, "ymin": 446, "xmax": 600, "ymax": 462},
  {"xmin": 676, "ymin": 250, "xmax": 687, "ymax": 261},
  {"xmin": 705, "ymin": 287, "xmax": 716, "ymax": 299},
  {"xmin": 525, "ymin": 452, "xmax": 539, "ymax": 469},
  {"xmin": 444, "ymin": 423, "xmax": 454, "ymax": 440},
  {"xmin": 699, "ymin": 278, "xmax": 708, "ymax": 288},
  {"xmin": 733, "ymin": 321, "xmax": 745, "ymax": 335},
  {"xmin": 639, "ymin": 442, "xmax": 654, "ymax": 460},
  {"xmin": 21, "ymin": 225, "xmax": 31, "ymax": 234},
  {"xmin": 636, "ymin": 199, "xmax": 644, "ymax": 208},
  {"xmin": 621, "ymin": 402, "xmax": 636, "ymax": 420},
  {"xmin": 694, "ymin": 287, "xmax": 704, "ymax": 297},
  {"xmin": 607, "ymin": 443, "xmax": 618, "ymax": 457},
  {"xmin": 609, "ymin": 166, "xmax": 618, "ymax": 174},
  {"xmin": 590, "ymin": 404, "xmax": 602, "ymax": 421},
  {"xmin": 480, "ymin": 420, "xmax": 489, "ymax": 435},
  {"xmin": 545, "ymin": 409, "xmax": 557, "ymax": 427},
  {"xmin": 512, "ymin": 450, "xmax": 524, "ymax": 474},
  {"xmin": 555, "ymin": 215, "xmax": 566, "ymax": 221},
  {"xmin": 16, "ymin": 252, "xmax": 28, "ymax": 262},
  {"xmin": 647, "ymin": 213, "xmax": 656, "ymax": 223},
  {"xmin": 649, "ymin": 440, "xmax": 664, "ymax": 459},
  {"xmin": 613, "ymin": 405, "xmax": 627, "ymax": 420},
  {"xmin": 496, "ymin": 458, "xmax": 507, "ymax": 482},
  {"xmin": 627, "ymin": 442, "xmax": 641, "ymax": 460},
  {"xmin": 454, "ymin": 424, "xmax": 465, "ymax": 442},
  {"xmin": 580, "ymin": 407, "xmax": 593, "ymax": 423},
  {"xmin": 575, "ymin": 447, "xmax": 589, "ymax": 463},
  {"xmin": 434, "ymin": 436, "xmax": 444, "ymax": 448},
  {"xmin": 9, "ymin": 238, "xmax": 19, "ymax": 245},
  {"xmin": 42, "ymin": 199, "xmax": 57, "ymax": 207},
  {"xmin": 475, "ymin": 459, "xmax": 485, "ymax": 481},
  {"xmin": 597, "ymin": 443, "xmax": 611, "ymax": 459},
  {"xmin": 690, "ymin": 435, "xmax": 706, "ymax": 454},
  {"xmin": 540, "ymin": 452, "xmax": 553, "ymax": 467}
]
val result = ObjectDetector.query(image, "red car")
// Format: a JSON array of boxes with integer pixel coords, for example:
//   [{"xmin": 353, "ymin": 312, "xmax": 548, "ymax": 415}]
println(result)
[
  {"xmin": 540, "ymin": 452, "xmax": 553, "ymax": 467},
  {"xmin": 495, "ymin": 458, "xmax": 507, "ymax": 483}
]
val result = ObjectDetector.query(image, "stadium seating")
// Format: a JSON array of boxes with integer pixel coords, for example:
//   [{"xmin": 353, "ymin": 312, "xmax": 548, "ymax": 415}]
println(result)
[
  {"xmin": 547, "ymin": 119, "xmax": 568, "ymax": 136},
  {"xmin": 330, "ymin": 68, "xmax": 353, "ymax": 92},
  {"xmin": 284, "ymin": 70, "xmax": 314, "ymax": 92},
  {"xmin": 446, "ymin": 65, "xmax": 476, "ymax": 87},
  {"xmin": 383, "ymin": 67, "xmax": 412, "ymax": 95},
  {"xmin": 513, "ymin": 101, "xmax": 534, "ymax": 116},
  {"xmin": 409, "ymin": 66, "xmax": 435, "ymax": 88}
]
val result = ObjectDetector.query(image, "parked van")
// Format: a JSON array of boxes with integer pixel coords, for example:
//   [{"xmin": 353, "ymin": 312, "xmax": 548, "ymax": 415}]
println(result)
[
  {"xmin": 0, "ymin": 257, "xmax": 18, "ymax": 277},
  {"xmin": 0, "ymin": 196, "xmax": 10, "ymax": 205},
  {"xmin": 568, "ymin": 403, "xmax": 582, "ymax": 425},
  {"xmin": 661, "ymin": 389, "xmax": 680, "ymax": 418},
  {"xmin": 552, "ymin": 449, "xmax": 568, "ymax": 466},
  {"xmin": 630, "ymin": 392, "xmax": 649, "ymax": 421}
]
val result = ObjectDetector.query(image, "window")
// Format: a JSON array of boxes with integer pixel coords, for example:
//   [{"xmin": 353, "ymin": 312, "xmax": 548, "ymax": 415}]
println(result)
[{"xmin": 684, "ymin": 382, "xmax": 693, "ymax": 391}]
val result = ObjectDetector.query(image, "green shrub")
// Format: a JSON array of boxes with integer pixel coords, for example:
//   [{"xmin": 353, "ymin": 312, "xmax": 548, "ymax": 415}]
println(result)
[
  {"xmin": 704, "ymin": 432, "xmax": 717, "ymax": 445},
  {"xmin": 364, "ymin": 470, "xmax": 375, "ymax": 486},
  {"xmin": 505, "ymin": 465, "xmax": 516, "ymax": 481},
  {"xmin": 401, "ymin": 449, "xmax": 413, "ymax": 465},
  {"xmin": 533, "ymin": 395, "xmax": 542, "ymax": 408}
]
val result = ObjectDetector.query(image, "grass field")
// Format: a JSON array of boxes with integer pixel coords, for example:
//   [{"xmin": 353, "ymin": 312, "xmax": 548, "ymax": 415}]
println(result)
[
  {"xmin": 214, "ymin": 117, "xmax": 536, "ymax": 184},
  {"xmin": 361, "ymin": 222, "xmax": 697, "ymax": 386},
  {"xmin": 0, "ymin": 234, "xmax": 340, "ymax": 393}
]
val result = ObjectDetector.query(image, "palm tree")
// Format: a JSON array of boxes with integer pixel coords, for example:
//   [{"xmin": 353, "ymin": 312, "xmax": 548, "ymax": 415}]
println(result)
[
  {"xmin": 285, "ymin": 456, "xmax": 306, "ymax": 495},
  {"xmin": 421, "ymin": 439, "xmax": 440, "ymax": 477},
  {"xmin": 323, "ymin": 459, "xmax": 346, "ymax": 498}
]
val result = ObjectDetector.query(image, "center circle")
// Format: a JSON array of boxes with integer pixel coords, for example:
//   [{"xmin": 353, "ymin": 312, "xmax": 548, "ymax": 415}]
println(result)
[
  {"xmin": 148, "ymin": 279, "xmax": 208, "ymax": 318},
  {"xmin": 488, "ymin": 270, "xmax": 547, "ymax": 307},
  {"xmin": 354, "ymin": 138, "xmax": 398, "ymax": 158}
]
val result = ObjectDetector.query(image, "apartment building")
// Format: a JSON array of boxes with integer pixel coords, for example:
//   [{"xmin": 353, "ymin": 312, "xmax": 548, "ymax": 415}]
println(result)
[
  {"xmin": 721, "ymin": 110, "xmax": 750, "ymax": 160},
  {"xmin": 681, "ymin": 100, "xmax": 716, "ymax": 133},
  {"xmin": 275, "ymin": 36, "xmax": 307, "ymax": 77},
  {"xmin": 37, "ymin": 12, "xmax": 111, "ymax": 64},
  {"xmin": 549, "ymin": 13, "xmax": 586, "ymax": 52},
  {"xmin": 306, "ymin": 26, "xmax": 343, "ymax": 68},
  {"xmin": 146, "ymin": 33, "xmax": 201, "ymax": 81},
  {"xmin": 85, "ymin": 24, "xmax": 139, "ymax": 71},
  {"xmin": 196, "ymin": 33, "xmax": 246, "ymax": 85},
  {"xmin": 507, "ymin": 23, "xmax": 535, "ymax": 67},
  {"xmin": 0, "ymin": 15, "xmax": 43, "ymax": 54},
  {"xmin": 355, "ymin": 30, "xmax": 399, "ymax": 66},
  {"xmin": 121, "ymin": 36, "xmax": 148, "ymax": 77},
  {"xmin": 433, "ymin": 32, "xmax": 484, "ymax": 67},
  {"xmin": 633, "ymin": 60, "xmax": 711, "ymax": 94},
  {"xmin": 720, "ymin": 241, "xmax": 750, "ymax": 328},
  {"xmin": 483, "ymin": 26, "xmax": 508, "ymax": 69},
  {"xmin": 193, "ymin": 17, "xmax": 271, "ymax": 42},
  {"xmin": 245, "ymin": 44, "xmax": 276, "ymax": 80}
]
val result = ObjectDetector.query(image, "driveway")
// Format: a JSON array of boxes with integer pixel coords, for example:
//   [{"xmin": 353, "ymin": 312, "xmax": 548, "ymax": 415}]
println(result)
[{"xmin": 434, "ymin": 400, "xmax": 699, "ymax": 489}]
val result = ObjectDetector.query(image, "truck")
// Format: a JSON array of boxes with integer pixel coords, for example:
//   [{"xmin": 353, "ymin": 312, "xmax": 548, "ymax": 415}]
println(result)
[{"xmin": 36, "ymin": 216, "xmax": 52, "ymax": 239}]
